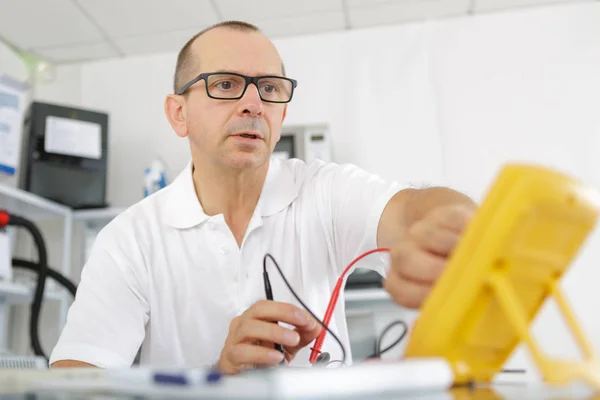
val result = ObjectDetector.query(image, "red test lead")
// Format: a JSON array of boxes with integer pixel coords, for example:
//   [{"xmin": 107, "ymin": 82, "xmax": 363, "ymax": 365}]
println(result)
[{"xmin": 309, "ymin": 247, "xmax": 390, "ymax": 364}]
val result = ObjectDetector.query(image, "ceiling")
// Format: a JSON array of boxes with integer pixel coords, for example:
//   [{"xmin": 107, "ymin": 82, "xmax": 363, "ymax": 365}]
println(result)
[{"xmin": 0, "ymin": 0, "xmax": 592, "ymax": 64}]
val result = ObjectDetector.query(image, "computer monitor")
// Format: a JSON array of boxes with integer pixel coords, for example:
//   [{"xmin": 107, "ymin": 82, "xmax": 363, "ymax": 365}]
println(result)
[{"xmin": 274, "ymin": 124, "xmax": 331, "ymax": 163}]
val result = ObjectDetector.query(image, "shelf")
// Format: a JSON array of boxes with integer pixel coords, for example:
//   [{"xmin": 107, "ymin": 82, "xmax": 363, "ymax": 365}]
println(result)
[
  {"xmin": 344, "ymin": 288, "xmax": 391, "ymax": 303},
  {"xmin": 0, "ymin": 184, "xmax": 70, "ymax": 221},
  {"xmin": 73, "ymin": 208, "xmax": 125, "ymax": 223},
  {"xmin": 0, "ymin": 183, "xmax": 126, "ymax": 223},
  {"xmin": 0, "ymin": 281, "xmax": 68, "ymax": 305},
  {"xmin": 0, "ymin": 281, "xmax": 30, "ymax": 305}
]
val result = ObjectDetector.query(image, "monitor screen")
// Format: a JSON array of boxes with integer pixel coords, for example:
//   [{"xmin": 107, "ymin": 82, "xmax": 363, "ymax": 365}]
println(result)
[{"xmin": 44, "ymin": 115, "xmax": 102, "ymax": 159}]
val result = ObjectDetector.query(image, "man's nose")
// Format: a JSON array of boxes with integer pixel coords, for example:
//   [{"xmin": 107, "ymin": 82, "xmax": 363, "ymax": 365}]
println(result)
[{"xmin": 237, "ymin": 83, "xmax": 264, "ymax": 117}]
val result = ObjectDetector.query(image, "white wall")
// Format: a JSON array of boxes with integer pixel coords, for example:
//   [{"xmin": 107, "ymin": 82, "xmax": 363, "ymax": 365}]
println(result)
[
  {"xmin": 33, "ymin": 64, "xmax": 83, "ymax": 109},
  {"xmin": 33, "ymin": 1, "xmax": 600, "ymax": 379}
]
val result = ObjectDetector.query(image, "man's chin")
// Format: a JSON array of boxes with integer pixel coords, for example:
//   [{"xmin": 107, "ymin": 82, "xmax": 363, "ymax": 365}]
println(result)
[{"xmin": 224, "ymin": 152, "xmax": 269, "ymax": 170}]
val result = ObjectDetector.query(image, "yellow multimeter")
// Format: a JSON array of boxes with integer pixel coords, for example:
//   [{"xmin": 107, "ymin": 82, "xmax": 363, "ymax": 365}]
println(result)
[{"xmin": 403, "ymin": 163, "xmax": 600, "ymax": 389}]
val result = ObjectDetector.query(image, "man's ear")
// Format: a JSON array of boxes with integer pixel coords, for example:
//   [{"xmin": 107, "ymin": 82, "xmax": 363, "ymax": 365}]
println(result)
[{"xmin": 165, "ymin": 94, "xmax": 188, "ymax": 138}]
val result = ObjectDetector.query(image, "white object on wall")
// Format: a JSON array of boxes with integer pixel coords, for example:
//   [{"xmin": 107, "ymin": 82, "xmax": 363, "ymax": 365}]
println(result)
[
  {"xmin": 0, "ymin": 229, "xmax": 11, "ymax": 282},
  {"xmin": 0, "ymin": 75, "xmax": 28, "ymax": 177},
  {"xmin": 279, "ymin": 124, "xmax": 332, "ymax": 163}
]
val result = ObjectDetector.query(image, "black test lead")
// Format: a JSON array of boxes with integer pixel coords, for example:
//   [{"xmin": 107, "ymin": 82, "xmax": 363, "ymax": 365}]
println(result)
[{"xmin": 262, "ymin": 267, "xmax": 286, "ymax": 363}]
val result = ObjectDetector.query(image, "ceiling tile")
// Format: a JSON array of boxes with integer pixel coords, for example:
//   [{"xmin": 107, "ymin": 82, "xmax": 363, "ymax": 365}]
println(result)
[
  {"xmin": 474, "ymin": 0, "xmax": 585, "ymax": 12},
  {"xmin": 75, "ymin": 0, "xmax": 219, "ymax": 38},
  {"xmin": 258, "ymin": 11, "xmax": 347, "ymax": 38},
  {"xmin": 348, "ymin": 0, "xmax": 471, "ymax": 28},
  {"xmin": 347, "ymin": 0, "xmax": 404, "ymax": 7},
  {"xmin": 217, "ymin": 0, "xmax": 343, "ymax": 21},
  {"xmin": 114, "ymin": 11, "xmax": 347, "ymax": 56},
  {"xmin": 114, "ymin": 28, "xmax": 202, "ymax": 56},
  {"xmin": 0, "ymin": 0, "xmax": 104, "ymax": 49},
  {"xmin": 33, "ymin": 41, "xmax": 119, "ymax": 63}
]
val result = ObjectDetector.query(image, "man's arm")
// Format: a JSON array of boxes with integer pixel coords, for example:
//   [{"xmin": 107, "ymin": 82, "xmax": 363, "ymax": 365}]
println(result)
[
  {"xmin": 51, "ymin": 360, "xmax": 97, "ymax": 368},
  {"xmin": 377, "ymin": 187, "xmax": 476, "ymax": 249},
  {"xmin": 49, "ymin": 221, "xmax": 149, "ymax": 368},
  {"xmin": 378, "ymin": 187, "xmax": 477, "ymax": 309}
]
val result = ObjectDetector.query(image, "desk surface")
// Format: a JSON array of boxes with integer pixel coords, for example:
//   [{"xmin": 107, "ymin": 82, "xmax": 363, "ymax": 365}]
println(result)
[
  {"xmin": 0, "ymin": 363, "xmax": 597, "ymax": 400},
  {"xmin": 1, "ymin": 383, "xmax": 596, "ymax": 400}
]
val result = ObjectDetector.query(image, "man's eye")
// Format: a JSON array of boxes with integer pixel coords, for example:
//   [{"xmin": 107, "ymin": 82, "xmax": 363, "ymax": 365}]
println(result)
[
  {"xmin": 217, "ymin": 81, "xmax": 234, "ymax": 90},
  {"xmin": 262, "ymin": 85, "xmax": 278, "ymax": 93}
]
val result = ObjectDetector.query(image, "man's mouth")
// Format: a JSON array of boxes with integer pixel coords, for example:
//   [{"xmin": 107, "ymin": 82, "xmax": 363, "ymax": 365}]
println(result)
[{"xmin": 234, "ymin": 131, "xmax": 263, "ymax": 140}]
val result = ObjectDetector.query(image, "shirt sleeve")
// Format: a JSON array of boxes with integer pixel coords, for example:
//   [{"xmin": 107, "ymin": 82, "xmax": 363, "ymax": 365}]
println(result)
[
  {"xmin": 49, "ymin": 219, "xmax": 150, "ymax": 368},
  {"xmin": 315, "ymin": 163, "xmax": 404, "ymax": 277}
]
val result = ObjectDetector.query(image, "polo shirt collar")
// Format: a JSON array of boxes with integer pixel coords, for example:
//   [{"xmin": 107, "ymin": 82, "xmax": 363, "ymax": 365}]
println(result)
[{"xmin": 163, "ymin": 158, "xmax": 299, "ymax": 229}]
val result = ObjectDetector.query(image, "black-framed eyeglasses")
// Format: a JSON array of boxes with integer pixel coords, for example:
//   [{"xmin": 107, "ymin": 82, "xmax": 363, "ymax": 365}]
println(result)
[{"xmin": 176, "ymin": 72, "xmax": 298, "ymax": 103}]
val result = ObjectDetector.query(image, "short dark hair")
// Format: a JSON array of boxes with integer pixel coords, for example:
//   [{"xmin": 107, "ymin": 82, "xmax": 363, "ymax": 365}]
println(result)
[
  {"xmin": 173, "ymin": 21, "xmax": 286, "ymax": 94},
  {"xmin": 174, "ymin": 21, "xmax": 272, "ymax": 94}
]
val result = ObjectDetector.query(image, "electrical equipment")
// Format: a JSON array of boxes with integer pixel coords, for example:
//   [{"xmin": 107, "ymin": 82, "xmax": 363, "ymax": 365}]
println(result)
[
  {"xmin": 0, "ymin": 355, "xmax": 47, "ymax": 369},
  {"xmin": 346, "ymin": 268, "xmax": 382, "ymax": 289},
  {"xmin": 274, "ymin": 124, "xmax": 332, "ymax": 163},
  {"xmin": 404, "ymin": 163, "xmax": 600, "ymax": 389},
  {"xmin": 19, "ymin": 101, "xmax": 109, "ymax": 209}
]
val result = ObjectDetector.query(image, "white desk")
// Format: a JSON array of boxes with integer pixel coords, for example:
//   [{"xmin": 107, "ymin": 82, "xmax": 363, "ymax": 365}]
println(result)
[{"xmin": 0, "ymin": 360, "xmax": 596, "ymax": 400}]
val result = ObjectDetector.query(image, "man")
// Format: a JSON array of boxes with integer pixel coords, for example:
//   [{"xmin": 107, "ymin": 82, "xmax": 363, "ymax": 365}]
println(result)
[{"xmin": 50, "ymin": 21, "xmax": 476, "ymax": 374}]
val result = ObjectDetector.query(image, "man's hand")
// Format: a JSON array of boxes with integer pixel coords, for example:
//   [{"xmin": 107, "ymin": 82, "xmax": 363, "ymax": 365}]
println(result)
[
  {"xmin": 384, "ymin": 203, "xmax": 476, "ymax": 309},
  {"xmin": 216, "ymin": 300, "xmax": 320, "ymax": 375}
]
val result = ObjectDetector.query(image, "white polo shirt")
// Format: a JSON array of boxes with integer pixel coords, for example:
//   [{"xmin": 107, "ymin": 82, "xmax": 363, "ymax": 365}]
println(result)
[{"xmin": 50, "ymin": 157, "xmax": 402, "ymax": 368}]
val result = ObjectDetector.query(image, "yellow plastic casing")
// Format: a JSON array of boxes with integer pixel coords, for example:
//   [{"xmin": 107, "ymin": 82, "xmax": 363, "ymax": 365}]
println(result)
[{"xmin": 403, "ymin": 164, "xmax": 600, "ymax": 388}]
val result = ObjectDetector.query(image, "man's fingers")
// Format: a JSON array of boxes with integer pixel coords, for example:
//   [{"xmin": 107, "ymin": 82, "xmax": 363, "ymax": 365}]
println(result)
[
  {"xmin": 408, "ymin": 221, "xmax": 461, "ymax": 256},
  {"xmin": 234, "ymin": 318, "xmax": 300, "ymax": 347},
  {"xmin": 244, "ymin": 300, "xmax": 313, "ymax": 328},
  {"xmin": 220, "ymin": 301, "xmax": 320, "ymax": 374},
  {"xmin": 227, "ymin": 343, "xmax": 284, "ymax": 368},
  {"xmin": 383, "ymin": 273, "xmax": 432, "ymax": 309},
  {"xmin": 429, "ymin": 204, "xmax": 474, "ymax": 233},
  {"xmin": 294, "ymin": 317, "xmax": 321, "ymax": 347},
  {"xmin": 390, "ymin": 242, "xmax": 446, "ymax": 284}
]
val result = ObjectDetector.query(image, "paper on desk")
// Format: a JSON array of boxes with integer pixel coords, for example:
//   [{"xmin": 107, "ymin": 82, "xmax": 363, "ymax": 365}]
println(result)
[{"xmin": 272, "ymin": 357, "xmax": 454, "ymax": 398}]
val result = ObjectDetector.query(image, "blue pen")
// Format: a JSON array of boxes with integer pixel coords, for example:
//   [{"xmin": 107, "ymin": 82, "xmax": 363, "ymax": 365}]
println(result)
[
  {"xmin": 109, "ymin": 368, "xmax": 222, "ymax": 386},
  {"xmin": 153, "ymin": 370, "xmax": 222, "ymax": 385},
  {"xmin": 153, "ymin": 372, "xmax": 189, "ymax": 385}
]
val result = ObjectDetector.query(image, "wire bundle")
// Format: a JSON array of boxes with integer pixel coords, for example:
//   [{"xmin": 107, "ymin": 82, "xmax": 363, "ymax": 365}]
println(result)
[
  {"xmin": 264, "ymin": 247, "xmax": 408, "ymax": 366},
  {"xmin": 1, "ymin": 210, "xmax": 77, "ymax": 361}
]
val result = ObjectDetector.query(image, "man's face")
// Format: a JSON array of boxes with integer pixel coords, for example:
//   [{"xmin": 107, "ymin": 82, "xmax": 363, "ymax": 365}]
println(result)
[{"xmin": 180, "ymin": 29, "xmax": 287, "ymax": 170}]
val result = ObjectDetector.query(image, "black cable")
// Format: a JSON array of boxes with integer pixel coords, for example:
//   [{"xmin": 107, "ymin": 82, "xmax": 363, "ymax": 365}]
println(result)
[
  {"xmin": 263, "ymin": 253, "xmax": 347, "ymax": 365},
  {"xmin": 376, "ymin": 320, "xmax": 408, "ymax": 357},
  {"xmin": 8, "ymin": 214, "xmax": 49, "ymax": 361},
  {"xmin": 262, "ymin": 266, "xmax": 286, "ymax": 362},
  {"xmin": 12, "ymin": 258, "xmax": 77, "ymax": 297},
  {"xmin": 363, "ymin": 319, "xmax": 409, "ymax": 360}
]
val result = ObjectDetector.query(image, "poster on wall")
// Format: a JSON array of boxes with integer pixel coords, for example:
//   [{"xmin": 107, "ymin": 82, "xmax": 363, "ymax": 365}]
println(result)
[{"xmin": 0, "ymin": 75, "xmax": 27, "ymax": 176}]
